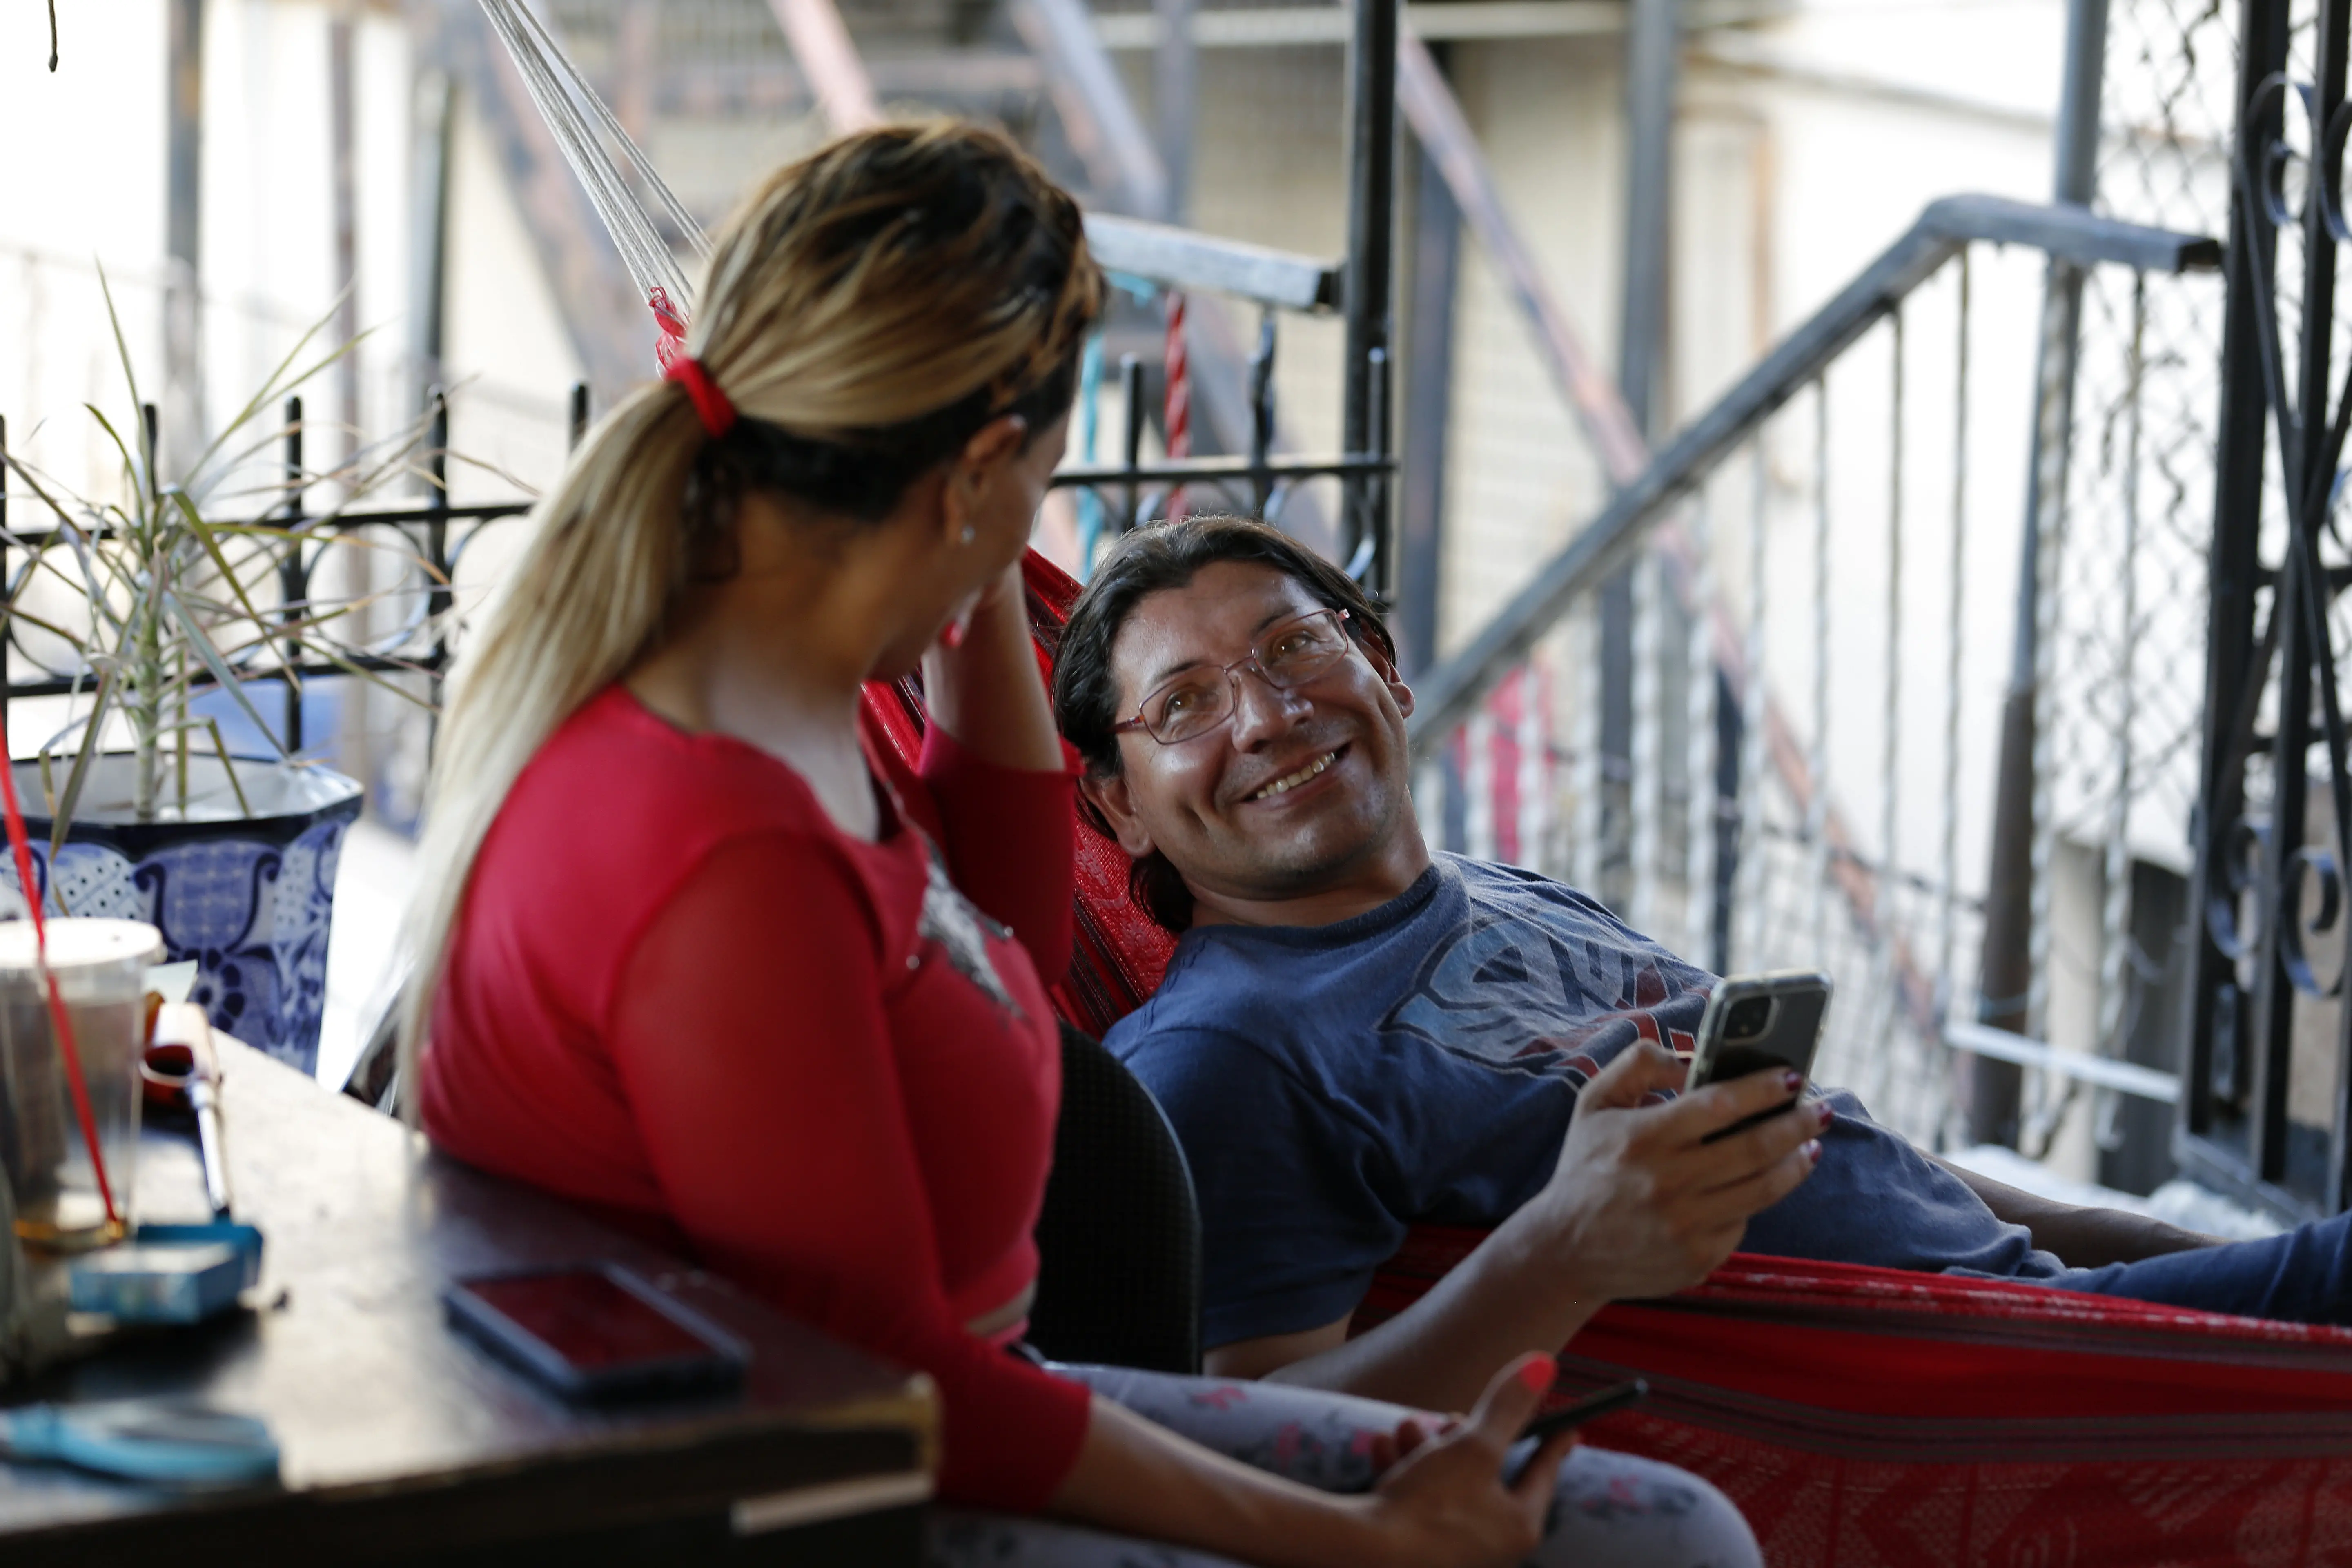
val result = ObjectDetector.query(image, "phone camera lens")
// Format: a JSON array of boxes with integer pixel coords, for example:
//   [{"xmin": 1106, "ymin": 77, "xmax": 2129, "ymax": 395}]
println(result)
[{"xmin": 1725, "ymin": 997, "xmax": 1773, "ymax": 1039}]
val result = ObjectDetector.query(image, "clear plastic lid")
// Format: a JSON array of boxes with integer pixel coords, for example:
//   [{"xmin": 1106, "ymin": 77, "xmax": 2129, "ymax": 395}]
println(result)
[{"xmin": 0, "ymin": 918, "xmax": 164, "ymax": 973}]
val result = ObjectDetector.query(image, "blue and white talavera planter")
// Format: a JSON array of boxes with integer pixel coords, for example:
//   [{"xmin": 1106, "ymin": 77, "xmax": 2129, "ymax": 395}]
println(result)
[{"xmin": 0, "ymin": 756, "xmax": 364, "ymax": 1075}]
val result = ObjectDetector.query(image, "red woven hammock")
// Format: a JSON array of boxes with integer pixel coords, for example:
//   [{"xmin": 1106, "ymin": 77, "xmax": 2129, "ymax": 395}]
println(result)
[{"xmin": 869, "ymin": 551, "xmax": 2352, "ymax": 1567}]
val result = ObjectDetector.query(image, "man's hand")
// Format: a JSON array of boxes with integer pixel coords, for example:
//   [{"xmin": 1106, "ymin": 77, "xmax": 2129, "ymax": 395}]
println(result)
[
  {"xmin": 1521, "ymin": 1042, "xmax": 1826, "ymax": 1303},
  {"xmin": 1215, "ymin": 1043, "xmax": 1826, "ymax": 1412}
]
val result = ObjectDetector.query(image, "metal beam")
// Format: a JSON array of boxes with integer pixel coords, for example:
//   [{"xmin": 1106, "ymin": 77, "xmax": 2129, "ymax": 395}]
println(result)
[
  {"xmin": 1053, "ymin": 454, "xmax": 1392, "ymax": 486},
  {"xmin": 1969, "ymin": 0, "xmax": 2113, "ymax": 1147},
  {"xmin": 1084, "ymin": 215, "xmax": 1340, "ymax": 313},
  {"xmin": 164, "ymin": 0, "xmax": 206, "ymax": 473},
  {"xmin": 764, "ymin": 0, "xmax": 881, "ymax": 132},
  {"xmin": 1399, "ymin": 131, "xmax": 1462, "ymax": 677},
  {"xmin": 331, "ymin": 11, "xmax": 362, "ymax": 468},
  {"xmin": 1341, "ymin": 0, "xmax": 1403, "ymax": 587},
  {"xmin": 1398, "ymin": 32, "xmax": 1646, "ymax": 483},
  {"xmin": 1009, "ymin": 0, "xmax": 1172, "ymax": 220},
  {"xmin": 1619, "ymin": 0, "xmax": 1678, "ymax": 439},
  {"xmin": 1155, "ymin": 0, "xmax": 1198, "ymax": 219},
  {"xmin": 1605, "ymin": 0, "xmax": 1681, "ymax": 911},
  {"xmin": 407, "ymin": 65, "xmax": 454, "ymax": 411},
  {"xmin": 1945, "ymin": 1021, "xmax": 2182, "ymax": 1105},
  {"xmin": 1926, "ymin": 191, "xmax": 2214, "ymax": 269},
  {"xmin": 1407, "ymin": 196, "xmax": 2220, "ymax": 746},
  {"xmin": 2179, "ymin": 0, "xmax": 2289, "ymax": 1203},
  {"xmin": 1093, "ymin": 0, "xmax": 1796, "ymax": 49},
  {"xmin": 626, "ymin": 55, "xmax": 1043, "ymax": 123},
  {"xmin": 615, "ymin": 0, "xmax": 656, "ymax": 138}
]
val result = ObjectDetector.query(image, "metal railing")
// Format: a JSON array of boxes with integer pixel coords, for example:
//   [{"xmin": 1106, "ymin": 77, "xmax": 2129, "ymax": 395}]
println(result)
[
  {"xmin": 1409, "ymin": 195, "xmax": 2222, "ymax": 1152},
  {"xmin": 0, "ymin": 396, "xmax": 537, "ymax": 771},
  {"xmin": 1412, "ymin": 196, "xmax": 2221, "ymax": 739},
  {"xmin": 2179, "ymin": 0, "xmax": 2352, "ymax": 1223},
  {"xmin": 1052, "ymin": 215, "xmax": 1391, "ymax": 556}
]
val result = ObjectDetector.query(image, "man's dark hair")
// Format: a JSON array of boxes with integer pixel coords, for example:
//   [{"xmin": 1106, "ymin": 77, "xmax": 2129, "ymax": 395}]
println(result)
[{"xmin": 1051, "ymin": 514, "xmax": 1399, "ymax": 932}]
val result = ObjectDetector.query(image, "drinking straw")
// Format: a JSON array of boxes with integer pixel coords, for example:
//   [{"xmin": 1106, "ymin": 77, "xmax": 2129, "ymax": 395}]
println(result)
[{"xmin": 0, "ymin": 760, "xmax": 118, "ymax": 1229}]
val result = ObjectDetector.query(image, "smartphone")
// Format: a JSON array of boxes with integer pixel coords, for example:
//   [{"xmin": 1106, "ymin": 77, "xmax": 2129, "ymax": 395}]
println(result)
[
  {"xmin": 444, "ymin": 1264, "xmax": 748, "ymax": 1403},
  {"xmin": 1684, "ymin": 970, "xmax": 1833, "ymax": 1144},
  {"xmin": 1502, "ymin": 1379, "xmax": 1648, "ymax": 1483}
]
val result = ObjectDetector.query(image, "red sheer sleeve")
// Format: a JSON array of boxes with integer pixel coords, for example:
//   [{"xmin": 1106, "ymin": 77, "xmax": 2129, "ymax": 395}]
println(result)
[
  {"xmin": 603, "ymin": 830, "xmax": 1090, "ymax": 1509},
  {"xmin": 915, "ymin": 725, "xmax": 1076, "ymax": 986}
]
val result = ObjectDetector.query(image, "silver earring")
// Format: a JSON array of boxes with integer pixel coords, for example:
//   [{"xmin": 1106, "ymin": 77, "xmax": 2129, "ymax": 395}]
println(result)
[{"xmin": 960, "ymin": 525, "xmax": 976, "ymax": 545}]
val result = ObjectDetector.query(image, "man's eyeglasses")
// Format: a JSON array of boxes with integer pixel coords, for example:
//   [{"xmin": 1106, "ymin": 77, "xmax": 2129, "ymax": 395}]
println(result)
[{"xmin": 1113, "ymin": 609, "xmax": 1355, "ymax": 746}]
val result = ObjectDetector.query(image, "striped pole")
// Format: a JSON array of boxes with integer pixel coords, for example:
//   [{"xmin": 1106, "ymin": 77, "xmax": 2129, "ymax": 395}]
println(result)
[{"xmin": 1165, "ymin": 292, "xmax": 1191, "ymax": 523}]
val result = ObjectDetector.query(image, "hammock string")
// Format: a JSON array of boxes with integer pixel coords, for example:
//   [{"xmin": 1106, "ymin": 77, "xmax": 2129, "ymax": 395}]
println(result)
[{"xmin": 476, "ymin": 0, "xmax": 713, "ymax": 350}]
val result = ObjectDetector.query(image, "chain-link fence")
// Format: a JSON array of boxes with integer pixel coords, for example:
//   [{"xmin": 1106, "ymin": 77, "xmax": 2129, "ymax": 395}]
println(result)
[{"xmin": 2004, "ymin": 0, "xmax": 2238, "ymax": 1174}]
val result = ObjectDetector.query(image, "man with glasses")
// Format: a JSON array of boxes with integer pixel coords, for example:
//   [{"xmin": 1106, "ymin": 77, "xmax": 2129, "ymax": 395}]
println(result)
[{"xmin": 1050, "ymin": 513, "xmax": 2352, "ymax": 1416}]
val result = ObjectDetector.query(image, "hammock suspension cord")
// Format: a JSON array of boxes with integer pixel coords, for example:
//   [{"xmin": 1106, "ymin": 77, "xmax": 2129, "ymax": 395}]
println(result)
[{"xmin": 476, "ymin": 0, "xmax": 711, "ymax": 325}]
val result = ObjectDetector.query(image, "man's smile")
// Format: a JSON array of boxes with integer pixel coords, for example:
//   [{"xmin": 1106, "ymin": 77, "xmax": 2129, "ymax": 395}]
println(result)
[{"xmin": 1238, "ymin": 743, "xmax": 1352, "ymax": 806}]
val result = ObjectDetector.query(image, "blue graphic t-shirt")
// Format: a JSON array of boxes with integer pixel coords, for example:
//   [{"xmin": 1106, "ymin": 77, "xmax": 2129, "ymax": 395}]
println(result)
[{"xmin": 1105, "ymin": 855, "xmax": 2066, "ymax": 1349}]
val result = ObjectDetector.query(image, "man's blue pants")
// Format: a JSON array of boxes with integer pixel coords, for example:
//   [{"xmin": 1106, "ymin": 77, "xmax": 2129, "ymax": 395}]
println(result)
[{"xmin": 2052, "ymin": 1211, "xmax": 2352, "ymax": 1323}]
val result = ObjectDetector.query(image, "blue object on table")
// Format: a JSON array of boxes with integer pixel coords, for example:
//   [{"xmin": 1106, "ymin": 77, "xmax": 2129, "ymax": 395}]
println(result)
[
  {"xmin": 134, "ymin": 1221, "xmax": 264, "ymax": 1287},
  {"xmin": 67, "ymin": 1224, "xmax": 262, "ymax": 1323},
  {"xmin": 0, "ymin": 1400, "xmax": 280, "ymax": 1488}
]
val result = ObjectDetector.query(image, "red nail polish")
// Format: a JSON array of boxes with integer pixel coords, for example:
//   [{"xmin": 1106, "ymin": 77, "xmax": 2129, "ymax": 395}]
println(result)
[
  {"xmin": 1805, "ymin": 1139, "xmax": 1824, "ymax": 1164},
  {"xmin": 1516, "ymin": 1355, "xmax": 1557, "ymax": 1394},
  {"xmin": 940, "ymin": 619, "xmax": 967, "ymax": 650},
  {"xmin": 1816, "ymin": 1101, "xmax": 1835, "ymax": 1128},
  {"xmin": 1782, "ymin": 1069, "xmax": 1804, "ymax": 1093}
]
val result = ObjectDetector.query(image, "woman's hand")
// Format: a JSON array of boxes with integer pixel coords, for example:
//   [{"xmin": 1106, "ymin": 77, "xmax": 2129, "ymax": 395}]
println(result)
[
  {"xmin": 920, "ymin": 557, "xmax": 1061, "ymax": 772},
  {"xmin": 935, "ymin": 558, "xmax": 1028, "ymax": 652},
  {"xmin": 1362, "ymin": 1412, "xmax": 1456, "ymax": 1474},
  {"xmin": 1360, "ymin": 1353, "xmax": 1580, "ymax": 1568},
  {"xmin": 1049, "ymin": 1353, "xmax": 1579, "ymax": 1568}
]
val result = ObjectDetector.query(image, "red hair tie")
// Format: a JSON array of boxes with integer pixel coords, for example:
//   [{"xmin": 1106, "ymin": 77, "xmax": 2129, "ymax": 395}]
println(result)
[{"xmin": 666, "ymin": 356, "xmax": 736, "ymax": 440}]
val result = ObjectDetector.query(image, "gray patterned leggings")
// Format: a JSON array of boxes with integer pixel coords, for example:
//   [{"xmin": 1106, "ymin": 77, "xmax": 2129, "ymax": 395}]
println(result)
[{"xmin": 929, "ymin": 1363, "xmax": 1761, "ymax": 1568}]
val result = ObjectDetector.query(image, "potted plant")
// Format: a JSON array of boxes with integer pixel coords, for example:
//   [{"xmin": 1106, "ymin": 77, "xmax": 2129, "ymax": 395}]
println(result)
[{"xmin": 0, "ymin": 284, "xmax": 441, "ymax": 1072}]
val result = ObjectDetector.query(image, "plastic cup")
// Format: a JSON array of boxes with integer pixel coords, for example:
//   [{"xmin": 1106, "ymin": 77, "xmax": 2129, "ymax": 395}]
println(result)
[{"xmin": 0, "ymin": 918, "xmax": 161, "ymax": 1250}]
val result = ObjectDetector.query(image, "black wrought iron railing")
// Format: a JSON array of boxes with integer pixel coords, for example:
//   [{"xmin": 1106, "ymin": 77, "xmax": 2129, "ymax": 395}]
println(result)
[
  {"xmin": 2179, "ymin": 0, "xmax": 2352, "ymax": 1223},
  {"xmin": 0, "ymin": 402, "xmax": 499, "ymax": 771}
]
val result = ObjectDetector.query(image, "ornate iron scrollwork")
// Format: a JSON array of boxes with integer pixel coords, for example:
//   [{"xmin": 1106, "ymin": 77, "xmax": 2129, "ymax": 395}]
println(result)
[
  {"xmin": 2184, "ymin": 0, "xmax": 2352, "ymax": 1217},
  {"xmin": 2280, "ymin": 844, "xmax": 2345, "ymax": 996}
]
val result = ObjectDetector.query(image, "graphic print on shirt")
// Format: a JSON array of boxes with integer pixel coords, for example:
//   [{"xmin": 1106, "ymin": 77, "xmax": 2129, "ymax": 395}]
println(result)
[
  {"xmin": 918, "ymin": 851, "xmax": 1022, "ymax": 1016},
  {"xmin": 1380, "ymin": 878, "xmax": 1708, "ymax": 1083}
]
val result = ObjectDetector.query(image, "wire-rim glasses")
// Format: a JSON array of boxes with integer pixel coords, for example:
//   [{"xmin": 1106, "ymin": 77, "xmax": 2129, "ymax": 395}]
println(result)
[{"xmin": 1112, "ymin": 608, "xmax": 1355, "ymax": 746}]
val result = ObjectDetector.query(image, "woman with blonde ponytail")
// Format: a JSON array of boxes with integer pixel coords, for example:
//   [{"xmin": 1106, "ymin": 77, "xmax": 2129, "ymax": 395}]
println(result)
[{"xmin": 408, "ymin": 123, "xmax": 1755, "ymax": 1568}]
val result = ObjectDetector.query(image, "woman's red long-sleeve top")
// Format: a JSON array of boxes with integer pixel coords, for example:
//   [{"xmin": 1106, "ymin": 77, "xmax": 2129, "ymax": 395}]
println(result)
[{"xmin": 419, "ymin": 684, "xmax": 1092, "ymax": 1509}]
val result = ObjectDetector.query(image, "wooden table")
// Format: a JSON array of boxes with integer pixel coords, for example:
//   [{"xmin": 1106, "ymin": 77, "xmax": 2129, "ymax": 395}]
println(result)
[{"xmin": 0, "ymin": 1040, "xmax": 935, "ymax": 1565}]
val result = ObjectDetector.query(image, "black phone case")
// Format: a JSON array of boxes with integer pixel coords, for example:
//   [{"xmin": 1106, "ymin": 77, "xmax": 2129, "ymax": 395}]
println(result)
[
  {"xmin": 1518, "ymin": 1379, "xmax": 1649, "ymax": 1445},
  {"xmin": 1686, "ymin": 971, "xmax": 1833, "ymax": 1143},
  {"xmin": 1501, "ymin": 1380, "xmax": 1650, "ymax": 1485}
]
